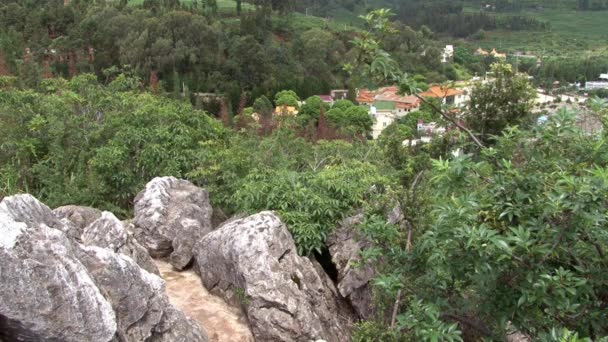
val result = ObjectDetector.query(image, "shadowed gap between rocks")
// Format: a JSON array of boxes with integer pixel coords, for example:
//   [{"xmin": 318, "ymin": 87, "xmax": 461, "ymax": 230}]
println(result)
[
  {"xmin": 0, "ymin": 313, "xmax": 58, "ymax": 342},
  {"xmin": 315, "ymin": 246, "xmax": 339, "ymax": 283}
]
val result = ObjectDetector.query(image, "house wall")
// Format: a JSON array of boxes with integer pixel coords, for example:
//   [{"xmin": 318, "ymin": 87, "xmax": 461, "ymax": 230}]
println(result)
[
  {"xmin": 372, "ymin": 110, "xmax": 396, "ymax": 139},
  {"xmin": 586, "ymin": 82, "xmax": 608, "ymax": 90}
]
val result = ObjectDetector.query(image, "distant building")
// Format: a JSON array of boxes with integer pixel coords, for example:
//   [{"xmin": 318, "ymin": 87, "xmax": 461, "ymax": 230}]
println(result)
[
  {"xmin": 585, "ymin": 72, "xmax": 608, "ymax": 90},
  {"xmin": 419, "ymin": 85, "xmax": 468, "ymax": 106},
  {"xmin": 475, "ymin": 48, "xmax": 489, "ymax": 56},
  {"xmin": 475, "ymin": 47, "xmax": 506, "ymax": 59},
  {"xmin": 442, "ymin": 45, "xmax": 454, "ymax": 63},
  {"xmin": 357, "ymin": 87, "xmax": 421, "ymax": 139},
  {"xmin": 417, "ymin": 119, "xmax": 446, "ymax": 136},
  {"xmin": 274, "ymin": 105, "xmax": 298, "ymax": 117},
  {"xmin": 330, "ymin": 89, "xmax": 349, "ymax": 100},
  {"xmin": 317, "ymin": 95, "xmax": 334, "ymax": 105},
  {"xmin": 490, "ymin": 48, "xmax": 507, "ymax": 59}
]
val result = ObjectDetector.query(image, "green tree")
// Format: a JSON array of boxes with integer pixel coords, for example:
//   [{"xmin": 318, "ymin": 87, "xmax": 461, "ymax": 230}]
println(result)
[
  {"xmin": 275, "ymin": 89, "xmax": 300, "ymax": 108},
  {"xmin": 332, "ymin": 99, "xmax": 355, "ymax": 111},
  {"xmin": 253, "ymin": 95, "xmax": 273, "ymax": 117},
  {"xmin": 298, "ymin": 95, "xmax": 329, "ymax": 127},
  {"xmin": 465, "ymin": 62, "xmax": 536, "ymax": 143}
]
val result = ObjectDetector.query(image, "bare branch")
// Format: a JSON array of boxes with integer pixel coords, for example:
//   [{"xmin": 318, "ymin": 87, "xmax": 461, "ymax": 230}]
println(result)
[
  {"xmin": 390, "ymin": 289, "xmax": 403, "ymax": 328},
  {"xmin": 414, "ymin": 94, "xmax": 485, "ymax": 149}
]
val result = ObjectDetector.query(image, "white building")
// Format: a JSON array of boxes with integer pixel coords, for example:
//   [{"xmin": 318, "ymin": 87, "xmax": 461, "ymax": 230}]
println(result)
[
  {"xmin": 442, "ymin": 45, "xmax": 454, "ymax": 63},
  {"xmin": 370, "ymin": 103, "xmax": 419, "ymax": 139},
  {"xmin": 585, "ymin": 72, "xmax": 608, "ymax": 90}
]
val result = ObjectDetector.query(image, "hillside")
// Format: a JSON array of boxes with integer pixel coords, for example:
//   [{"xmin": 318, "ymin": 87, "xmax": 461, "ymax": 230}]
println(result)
[{"xmin": 2, "ymin": 1, "xmax": 608, "ymax": 341}]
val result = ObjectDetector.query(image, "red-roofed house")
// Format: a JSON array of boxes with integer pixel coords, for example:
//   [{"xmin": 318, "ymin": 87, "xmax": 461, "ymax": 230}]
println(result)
[
  {"xmin": 419, "ymin": 85, "xmax": 468, "ymax": 106},
  {"xmin": 357, "ymin": 86, "xmax": 421, "ymax": 138},
  {"xmin": 356, "ymin": 89, "xmax": 375, "ymax": 105},
  {"xmin": 318, "ymin": 95, "xmax": 334, "ymax": 105}
]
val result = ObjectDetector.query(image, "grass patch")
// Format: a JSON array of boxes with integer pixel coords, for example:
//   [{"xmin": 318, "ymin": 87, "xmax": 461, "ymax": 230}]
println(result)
[
  {"xmin": 127, "ymin": 0, "xmax": 254, "ymax": 15},
  {"xmin": 462, "ymin": 8, "xmax": 608, "ymax": 56}
]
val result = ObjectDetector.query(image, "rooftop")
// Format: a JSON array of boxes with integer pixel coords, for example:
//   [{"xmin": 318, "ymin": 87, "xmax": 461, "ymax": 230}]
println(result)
[
  {"xmin": 419, "ymin": 86, "xmax": 464, "ymax": 98},
  {"xmin": 373, "ymin": 101, "xmax": 396, "ymax": 111}
]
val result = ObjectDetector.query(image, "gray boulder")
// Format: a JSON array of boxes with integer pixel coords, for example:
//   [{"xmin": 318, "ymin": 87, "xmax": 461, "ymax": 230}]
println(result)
[
  {"xmin": 82, "ymin": 211, "xmax": 159, "ymax": 275},
  {"xmin": 54, "ymin": 205, "xmax": 102, "ymax": 236},
  {"xmin": 0, "ymin": 211, "xmax": 117, "ymax": 342},
  {"xmin": 133, "ymin": 177, "xmax": 213, "ymax": 270},
  {"xmin": 195, "ymin": 211, "xmax": 354, "ymax": 342},
  {"xmin": 0, "ymin": 194, "xmax": 208, "ymax": 342},
  {"xmin": 76, "ymin": 245, "xmax": 208, "ymax": 342},
  {"xmin": 0, "ymin": 194, "xmax": 79, "ymax": 239},
  {"xmin": 326, "ymin": 214, "xmax": 375, "ymax": 319}
]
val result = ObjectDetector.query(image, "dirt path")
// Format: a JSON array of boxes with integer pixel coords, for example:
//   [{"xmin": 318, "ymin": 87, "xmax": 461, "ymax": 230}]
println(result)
[{"xmin": 155, "ymin": 260, "xmax": 254, "ymax": 342}]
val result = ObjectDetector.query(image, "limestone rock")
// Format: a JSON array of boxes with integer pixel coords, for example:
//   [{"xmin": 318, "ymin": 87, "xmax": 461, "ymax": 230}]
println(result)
[
  {"xmin": 0, "ymin": 211, "xmax": 117, "ymax": 342},
  {"xmin": 133, "ymin": 177, "xmax": 213, "ymax": 270},
  {"xmin": 53, "ymin": 205, "xmax": 102, "ymax": 237},
  {"xmin": 0, "ymin": 194, "xmax": 208, "ymax": 342},
  {"xmin": 326, "ymin": 214, "xmax": 375, "ymax": 319},
  {"xmin": 195, "ymin": 211, "xmax": 354, "ymax": 342},
  {"xmin": 76, "ymin": 245, "xmax": 208, "ymax": 342},
  {"xmin": 82, "ymin": 211, "xmax": 159, "ymax": 275},
  {"xmin": 0, "ymin": 194, "xmax": 79, "ymax": 239}
]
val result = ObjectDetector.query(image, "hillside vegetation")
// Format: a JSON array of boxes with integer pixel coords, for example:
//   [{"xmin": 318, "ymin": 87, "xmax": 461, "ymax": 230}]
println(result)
[{"xmin": 2, "ymin": 1, "xmax": 608, "ymax": 341}]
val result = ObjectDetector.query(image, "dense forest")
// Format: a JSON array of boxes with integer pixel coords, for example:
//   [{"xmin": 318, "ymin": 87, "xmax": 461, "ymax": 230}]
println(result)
[{"xmin": 2, "ymin": 0, "xmax": 608, "ymax": 341}]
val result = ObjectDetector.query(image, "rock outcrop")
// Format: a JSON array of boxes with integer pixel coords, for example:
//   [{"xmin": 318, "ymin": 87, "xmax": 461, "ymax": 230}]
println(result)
[
  {"xmin": 327, "ymin": 214, "xmax": 375, "ymax": 319},
  {"xmin": 0, "ymin": 194, "xmax": 207, "ymax": 342},
  {"xmin": 195, "ymin": 211, "xmax": 354, "ymax": 342},
  {"xmin": 76, "ymin": 245, "xmax": 207, "ymax": 342},
  {"xmin": 82, "ymin": 211, "xmax": 159, "ymax": 275},
  {"xmin": 0, "ymin": 211, "xmax": 117, "ymax": 342},
  {"xmin": 0, "ymin": 194, "xmax": 79, "ymax": 239},
  {"xmin": 133, "ymin": 177, "xmax": 213, "ymax": 270},
  {"xmin": 54, "ymin": 205, "xmax": 102, "ymax": 237}
]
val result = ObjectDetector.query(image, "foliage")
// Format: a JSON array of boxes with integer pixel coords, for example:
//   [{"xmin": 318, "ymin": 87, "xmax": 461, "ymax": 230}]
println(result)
[
  {"xmin": 275, "ymin": 89, "xmax": 300, "ymax": 108},
  {"xmin": 465, "ymin": 62, "xmax": 536, "ymax": 142},
  {"xmin": 232, "ymin": 160, "xmax": 390, "ymax": 254},
  {"xmin": 327, "ymin": 104, "xmax": 374, "ymax": 136},
  {"xmin": 298, "ymin": 95, "xmax": 329, "ymax": 127},
  {"xmin": 253, "ymin": 95, "xmax": 273, "ymax": 116},
  {"xmin": 0, "ymin": 75, "xmax": 225, "ymax": 213},
  {"xmin": 360, "ymin": 108, "xmax": 608, "ymax": 340}
]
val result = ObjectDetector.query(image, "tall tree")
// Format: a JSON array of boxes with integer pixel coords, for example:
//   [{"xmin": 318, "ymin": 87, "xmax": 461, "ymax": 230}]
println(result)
[{"xmin": 465, "ymin": 62, "xmax": 535, "ymax": 143}]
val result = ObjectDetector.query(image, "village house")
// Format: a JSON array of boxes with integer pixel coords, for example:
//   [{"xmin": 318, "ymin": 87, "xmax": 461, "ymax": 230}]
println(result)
[
  {"xmin": 357, "ymin": 87, "xmax": 421, "ymax": 139},
  {"xmin": 274, "ymin": 105, "xmax": 299, "ymax": 117},
  {"xmin": 417, "ymin": 119, "xmax": 447, "ymax": 136},
  {"xmin": 419, "ymin": 85, "xmax": 468, "ymax": 106},
  {"xmin": 586, "ymin": 72, "xmax": 608, "ymax": 90},
  {"xmin": 475, "ymin": 47, "xmax": 506, "ymax": 59},
  {"xmin": 330, "ymin": 89, "xmax": 349, "ymax": 100},
  {"xmin": 317, "ymin": 95, "xmax": 334, "ymax": 106}
]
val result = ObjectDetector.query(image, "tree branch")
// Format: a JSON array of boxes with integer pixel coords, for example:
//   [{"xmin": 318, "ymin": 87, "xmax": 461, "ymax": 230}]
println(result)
[
  {"xmin": 414, "ymin": 94, "xmax": 485, "ymax": 149},
  {"xmin": 440, "ymin": 313, "xmax": 492, "ymax": 337},
  {"xmin": 390, "ymin": 289, "xmax": 403, "ymax": 328}
]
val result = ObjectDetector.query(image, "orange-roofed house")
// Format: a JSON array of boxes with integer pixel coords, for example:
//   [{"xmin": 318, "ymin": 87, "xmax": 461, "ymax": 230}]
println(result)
[
  {"xmin": 475, "ymin": 48, "xmax": 489, "ymax": 56},
  {"xmin": 274, "ymin": 105, "xmax": 298, "ymax": 117},
  {"xmin": 490, "ymin": 48, "xmax": 507, "ymax": 59},
  {"xmin": 357, "ymin": 86, "xmax": 421, "ymax": 138},
  {"xmin": 419, "ymin": 85, "xmax": 468, "ymax": 106},
  {"xmin": 356, "ymin": 89, "xmax": 375, "ymax": 105}
]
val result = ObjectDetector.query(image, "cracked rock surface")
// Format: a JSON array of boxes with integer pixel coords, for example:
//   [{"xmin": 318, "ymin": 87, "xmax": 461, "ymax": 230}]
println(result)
[
  {"xmin": 326, "ymin": 214, "xmax": 375, "ymax": 319},
  {"xmin": 0, "ymin": 194, "xmax": 207, "ymax": 342},
  {"xmin": 195, "ymin": 211, "xmax": 354, "ymax": 342},
  {"xmin": 133, "ymin": 177, "xmax": 213, "ymax": 270},
  {"xmin": 82, "ymin": 211, "xmax": 159, "ymax": 275},
  {"xmin": 53, "ymin": 205, "xmax": 102, "ymax": 238}
]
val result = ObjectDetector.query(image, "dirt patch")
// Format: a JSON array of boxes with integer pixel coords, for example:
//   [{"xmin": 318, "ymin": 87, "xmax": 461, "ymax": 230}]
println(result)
[{"xmin": 155, "ymin": 260, "xmax": 254, "ymax": 342}]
